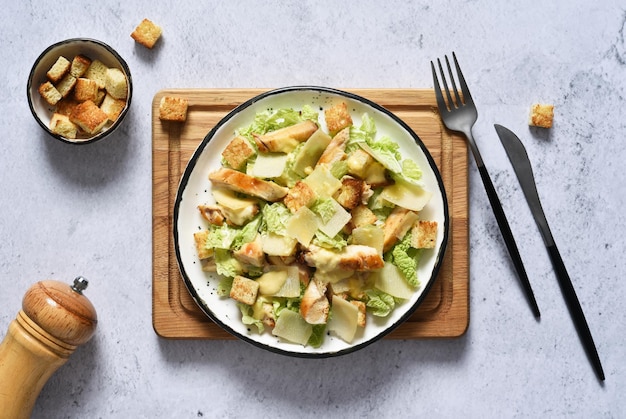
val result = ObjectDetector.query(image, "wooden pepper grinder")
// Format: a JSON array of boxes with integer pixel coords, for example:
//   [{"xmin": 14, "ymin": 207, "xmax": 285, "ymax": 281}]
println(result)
[{"xmin": 0, "ymin": 277, "xmax": 97, "ymax": 419}]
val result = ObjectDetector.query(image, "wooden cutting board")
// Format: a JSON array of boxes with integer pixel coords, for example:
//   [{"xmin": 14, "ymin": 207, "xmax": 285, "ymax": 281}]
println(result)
[{"xmin": 152, "ymin": 88, "xmax": 469, "ymax": 339}]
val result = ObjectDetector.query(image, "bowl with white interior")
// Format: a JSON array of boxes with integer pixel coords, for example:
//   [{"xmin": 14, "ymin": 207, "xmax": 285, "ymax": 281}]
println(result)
[{"xmin": 27, "ymin": 38, "xmax": 132, "ymax": 145}]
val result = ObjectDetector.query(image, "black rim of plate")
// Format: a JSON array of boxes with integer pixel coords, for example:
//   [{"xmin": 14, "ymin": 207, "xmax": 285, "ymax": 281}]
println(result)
[
  {"xmin": 173, "ymin": 86, "xmax": 450, "ymax": 358},
  {"xmin": 26, "ymin": 38, "xmax": 133, "ymax": 145}
]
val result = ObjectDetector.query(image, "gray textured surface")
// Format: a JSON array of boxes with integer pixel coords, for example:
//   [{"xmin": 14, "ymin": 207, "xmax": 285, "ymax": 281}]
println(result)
[{"xmin": 0, "ymin": 1, "xmax": 624, "ymax": 417}]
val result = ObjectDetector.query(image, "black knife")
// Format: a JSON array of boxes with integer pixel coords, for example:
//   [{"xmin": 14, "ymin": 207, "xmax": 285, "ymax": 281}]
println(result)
[{"xmin": 494, "ymin": 123, "xmax": 605, "ymax": 381}]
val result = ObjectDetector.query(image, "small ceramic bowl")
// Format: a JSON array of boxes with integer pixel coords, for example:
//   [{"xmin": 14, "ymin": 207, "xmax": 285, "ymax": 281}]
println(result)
[{"xmin": 27, "ymin": 38, "xmax": 133, "ymax": 145}]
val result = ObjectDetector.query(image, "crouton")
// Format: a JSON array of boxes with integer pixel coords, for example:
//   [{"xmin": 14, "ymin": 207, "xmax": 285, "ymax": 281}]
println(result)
[
  {"xmin": 529, "ymin": 103, "xmax": 554, "ymax": 128},
  {"xmin": 131, "ymin": 18, "xmax": 163, "ymax": 49},
  {"xmin": 100, "ymin": 93, "xmax": 126, "ymax": 122},
  {"xmin": 221, "ymin": 136, "xmax": 256, "ymax": 170},
  {"xmin": 350, "ymin": 300, "xmax": 366, "ymax": 327},
  {"xmin": 49, "ymin": 113, "xmax": 78, "ymax": 139},
  {"xmin": 350, "ymin": 205, "xmax": 377, "ymax": 228},
  {"xmin": 69, "ymin": 100, "xmax": 109, "ymax": 135},
  {"xmin": 46, "ymin": 56, "xmax": 70, "ymax": 83},
  {"xmin": 193, "ymin": 230, "xmax": 214, "ymax": 260},
  {"xmin": 284, "ymin": 181, "xmax": 316, "ymax": 213},
  {"xmin": 159, "ymin": 96, "xmax": 188, "ymax": 122},
  {"xmin": 73, "ymin": 78, "xmax": 98, "ymax": 102},
  {"xmin": 411, "ymin": 220, "xmax": 438, "ymax": 249},
  {"xmin": 84, "ymin": 60, "xmax": 108, "ymax": 89},
  {"xmin": 229, "ymin": 275, "xmax": 259, "ymax": 305},
  {"xmin": 70, "ymin": 55, "xmax": 92, "ymax": 78},
  {"xmin": 334, "ymin": 177, "xmax": 363, "ymax": 210},
  {"xmin": 38, "ymin": 81, "xmax": 62, "ymax": 106},
  {"xmin": 55, "ymin": 74, "xmax": 77, "ymax": 98},
  {"xmin": 55, "ymin": 97, "xmax": 80, "ymax": 116},
  {"xmin": 324, "ymin": 102, "xmax": 353, "ymax": 135},
  {"xmin": 105, "ymin": 68, "xmax": 128, "ymax": 100},
  {"xmin": 94, "ymin": 89, "xmax": 106, "ymax": 106},
  {"xmin": 37, "ymin": 53, "xmax": 129, "ymax": 139}
]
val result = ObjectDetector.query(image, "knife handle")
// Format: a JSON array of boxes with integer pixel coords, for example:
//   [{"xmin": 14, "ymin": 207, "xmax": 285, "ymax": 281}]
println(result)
[
  {"xmin": 546, "ymin": 244, "xmax": 605, "ymax": 381},
  {"xmin": 476, "ymin": 164, "xmax": 540, "ymax": 317}
]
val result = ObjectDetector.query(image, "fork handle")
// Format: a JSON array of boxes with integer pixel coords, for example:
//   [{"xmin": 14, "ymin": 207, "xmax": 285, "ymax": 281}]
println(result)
[{"xmin": 476, "ymin": 162, "xmax": 541, "ymax": 317}]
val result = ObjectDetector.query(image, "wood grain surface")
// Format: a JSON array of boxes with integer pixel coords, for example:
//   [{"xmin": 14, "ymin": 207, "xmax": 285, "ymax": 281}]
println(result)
[{"xmin": 152, "ymin": 88, "xmax": 469, "ymax": 339}]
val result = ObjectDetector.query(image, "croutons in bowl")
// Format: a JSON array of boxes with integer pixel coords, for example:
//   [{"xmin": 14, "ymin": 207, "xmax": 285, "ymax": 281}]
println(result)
[
  {"xmin": 27, "ymin": 38, "xmax": 132, "ymax": 144},
  {"xmin": 174, "ymin": 86, "xmax": 449, "ymax": 357}
]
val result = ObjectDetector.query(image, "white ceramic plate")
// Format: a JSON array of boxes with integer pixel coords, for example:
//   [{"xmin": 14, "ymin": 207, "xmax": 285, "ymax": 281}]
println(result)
[{"xmin": 174, "ymin": 86, "xmax": 449, "ymax": 357}]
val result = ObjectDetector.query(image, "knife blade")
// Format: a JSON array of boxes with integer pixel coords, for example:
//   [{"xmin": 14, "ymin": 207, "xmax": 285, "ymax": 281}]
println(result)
[{"xmin": 494, "ymin": 123, "xmax": 605, "ymax": 381}]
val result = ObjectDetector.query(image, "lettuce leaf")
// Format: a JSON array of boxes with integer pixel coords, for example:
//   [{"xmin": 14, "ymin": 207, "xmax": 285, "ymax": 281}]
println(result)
[
  {"xmin": 312, "ymin": 230, "xmax": 347, "ymax": 250},
  {"xmin": 214, "ymin": 248, "xmax": 243, "ymax": 278},
  {"xmin": 275, "ymin": 143, "xmax": 306, "ymax": 188},
  {"xmin": 272, "ymin": 296, "xmax": 301, "ymax": 317},
  {"xmin": 358, "ymin": 136, "xmax": 402, "ymax": 173},
  {"xmin": 231, "ymin": 216, "xmax": 261, "ymax": 250},
  {"xmin": 266, "ymin": 108, "xmax": 305, "ymax": 131},
  {"xmin": 365, "ymin": 289, "xmax": 396, "ymax": 317},
  {"xmin": 307, "ymin": 324, "xmax": 327, "ymax": 348},
  {"xmin": 205, "ymin": 224, "xmax": 239, "ymax": 249},
  {"xmin": 205, "ymin": 216, "xmax": 260, "ymax": 253},
  {"xmin": 217, "ymin": 276, "xmax": 234, "ymax": 297},
  {"xmin": 348, "ymin": 113, "xmax": 377, "ymax": 144},
  {"xmin": 261, "ymin": 202, "xmax": 291, "ymax": 235},
  {"xmin": 389, "ymin": 232, "xmax": 422, "ymax": 287},
  {"xmin": 310, "ymin": 198, "xmax": 336, "ymax": 224},
  {"xmin": 401, "ymin": 159, "xmax": 422, "ymax": 182},
  {"xmin": 238, "ymin": 303, "xmax": 265, "ymax": 333},
  {"xmin": 300, "ymin": 105, "xmax": 319, "ymax": 123},
  {"xmin": 346, "ymin": 113, "xmax": 404, "ymax": 174},
  {"xmin": 330, "ymin": 160, "xmax": 349, "ymax": 179},
  {"xmin": 238, "ymin": 106, "xmax": 319, "ymax": 140}
]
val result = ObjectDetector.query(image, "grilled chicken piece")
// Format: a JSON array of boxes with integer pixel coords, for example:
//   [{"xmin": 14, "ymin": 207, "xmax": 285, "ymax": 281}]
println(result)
[
  {"xmin": 252, "ymin": 120, "xmax": 318, "ymax": 153},
  {"xmin": 198, "ymin": 203, "xmax": 258, "ymax": 227},
  {"xmin": 303, "ymin": 244, "xmax": 384, "ymax": 272},
  {"xmin": 233, "ymin": 236, "xmax": 265, "ymax": 267},
  {"xmin": 316, "ymin": 127, "xmax": 350, "ymax": 166},
  {"xmin": 382, "ymin": 207, "xmax": 419, "ymax": 252},
  {"xmin": 208, "ymin": 168, "xmax": 288, "ymax": 201},
  {"xmin": 198, "ymin": 205, "xmax": 225, "ymax": 226},
  {"xmin": 300, "ymin": 278, "xmax": 330, "ymax": 324}
]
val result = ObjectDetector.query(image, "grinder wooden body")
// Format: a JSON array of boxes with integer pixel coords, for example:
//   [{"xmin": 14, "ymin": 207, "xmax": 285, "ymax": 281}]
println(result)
[{"xmin": 0, "ymin": 278, "xmax": 97, "ymax": 419}]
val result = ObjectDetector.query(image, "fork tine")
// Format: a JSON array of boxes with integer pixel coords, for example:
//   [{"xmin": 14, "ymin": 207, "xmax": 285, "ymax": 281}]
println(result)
[
  {"xmin": 452, "ymin": 52, "xmax": 474, "ymax": 104},
  {"xmin": 430, "ymin": 60, "xmax": 448, "ymax": 113},
  {"xmin": 436, "ymin": 58, "xmax": 454, "ymax": 111},
  {"xmin": 445, "ymin": 55, "xmax": 462, "ymax": 106}
]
